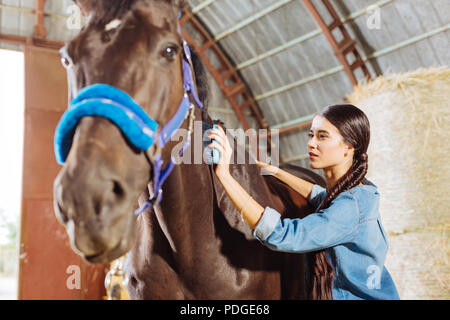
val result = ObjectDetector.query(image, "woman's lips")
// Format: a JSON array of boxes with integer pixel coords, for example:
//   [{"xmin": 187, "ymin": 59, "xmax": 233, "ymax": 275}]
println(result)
[{"xmin": 309, "ymin": 152, "xmax": 318, "ymax": 158}]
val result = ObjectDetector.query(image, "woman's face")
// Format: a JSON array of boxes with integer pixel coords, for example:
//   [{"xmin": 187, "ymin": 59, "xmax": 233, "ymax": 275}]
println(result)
[{"xmin": 307, "ymin": 115, "xmax": 353, "ymax": 170}]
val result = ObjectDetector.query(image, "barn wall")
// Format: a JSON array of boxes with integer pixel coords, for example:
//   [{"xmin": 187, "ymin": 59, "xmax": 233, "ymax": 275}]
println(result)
[{"xmin": 18, "ymin": 44, "xmax": 106, "ymax": 300}]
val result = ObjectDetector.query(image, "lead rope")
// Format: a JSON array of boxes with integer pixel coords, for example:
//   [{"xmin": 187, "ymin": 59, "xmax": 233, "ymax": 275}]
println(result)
[
  {"xmin": 104, "ymin": 255, "xmax": 129, "ymax": 300},
  {"xmin": 104, "ymin": 101, "xmax": 196, "ymax": 300},
  {"xmin": 104, "ymin": 14, "xmax": 200, "ymax": 299}
]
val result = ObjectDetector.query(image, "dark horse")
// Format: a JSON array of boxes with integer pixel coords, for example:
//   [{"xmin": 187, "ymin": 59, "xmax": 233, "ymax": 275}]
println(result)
[{"xmin": 53, "ymin": 0, "xmax": 325, "ymax": 299}]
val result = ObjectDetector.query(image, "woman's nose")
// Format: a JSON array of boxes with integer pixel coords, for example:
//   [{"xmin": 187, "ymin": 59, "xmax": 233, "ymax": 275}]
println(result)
[{"xmin": 307, "ymin": 137, "xmax": 316, "ymax": 150}]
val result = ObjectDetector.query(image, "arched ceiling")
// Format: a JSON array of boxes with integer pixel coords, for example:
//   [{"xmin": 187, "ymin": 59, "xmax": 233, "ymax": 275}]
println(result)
[
  {"xmin": 186, "ymin": 0, "xmax": 449, "ymax": 166},
  {"xmin": 0, "ymin": 0, "xmax": 449, "ymax": 167}
]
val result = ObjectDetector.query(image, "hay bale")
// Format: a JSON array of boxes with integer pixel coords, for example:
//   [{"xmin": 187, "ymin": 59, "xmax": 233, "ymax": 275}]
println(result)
[{"xmin": 347, "ymin": 67, "xmax": 450, "ymax": 300}]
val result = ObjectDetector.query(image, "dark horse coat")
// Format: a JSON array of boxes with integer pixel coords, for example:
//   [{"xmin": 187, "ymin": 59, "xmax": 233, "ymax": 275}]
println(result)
[
  {"xmin": 124, "ymin": 111, "xmax": 326, "ymax": 299},
  {"xmin": 55, "ymin": 0, "xmax": 326, "ymax": 300}
]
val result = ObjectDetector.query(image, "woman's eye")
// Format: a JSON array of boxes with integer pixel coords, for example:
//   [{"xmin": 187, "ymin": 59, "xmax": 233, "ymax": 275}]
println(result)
[
  {"xmin": 162, "ymin": 46, "xmax": 178, "ymax": 61},
  {"xmin": 307, "ymin": 133, "xmax": 313, "ymax": 138}
]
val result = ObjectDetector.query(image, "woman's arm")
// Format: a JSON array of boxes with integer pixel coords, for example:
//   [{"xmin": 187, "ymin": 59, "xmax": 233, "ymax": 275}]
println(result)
[
  {"xmin": 207, "ymin": 125, "xmax": 265, "ymax": 230},
  {"xmin": 256, "ymin": 160, "xmax": 315, "ymax": 200},
  {"xmin": 215, "ymin": 172, "xmax": 265, "ymax": 230},
  {"xmin": 207, "ymin": 125, "xmax": 359, "ymax": 253}
]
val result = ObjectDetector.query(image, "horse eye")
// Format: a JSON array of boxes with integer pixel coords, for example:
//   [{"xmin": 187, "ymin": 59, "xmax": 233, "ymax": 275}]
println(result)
[
  {"xmin": 61, "ymin": 57, "xmax": 71, "ymax": 68},
  {"xmin": 162, "ymin": 46, "xmax": 178, "ymax": 61},
  {"xmin": 59, "ymin": 45, "xmax": 73, "ymax": 69}
]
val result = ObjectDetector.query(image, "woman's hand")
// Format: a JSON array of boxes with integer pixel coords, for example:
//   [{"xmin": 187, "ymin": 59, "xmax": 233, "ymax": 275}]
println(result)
[
  {"xmin": 208, "ymin": 125, "xmax": 233, "ymax": 177},
  {"xmin": 255, "ymin": 159, "xmax": 279, "ymax": 176}
]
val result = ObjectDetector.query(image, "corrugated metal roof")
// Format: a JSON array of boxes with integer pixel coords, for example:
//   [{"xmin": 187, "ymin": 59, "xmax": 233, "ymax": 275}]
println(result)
[
  {"xmin": 1, "ymin": 0, "xmax": 449, "ymax": 168},
  {"xmin": 190, "ymin": 0, "xmax": 449, "ymax": 167}
]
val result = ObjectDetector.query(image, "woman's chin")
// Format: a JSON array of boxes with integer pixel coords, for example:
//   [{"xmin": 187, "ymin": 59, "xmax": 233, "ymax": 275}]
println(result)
[{"xmin": 309, "ymin": 162, "xmax": 322, "ymax": 170}]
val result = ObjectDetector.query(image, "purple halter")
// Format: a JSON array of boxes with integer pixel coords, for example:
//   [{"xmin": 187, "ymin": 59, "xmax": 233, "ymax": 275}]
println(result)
[
  {"xmin": 133, "ymin": 38, "xmax": 204, "ymax": 215},
  {"xmin": 54, "ymin": 17, "xmax": 203, "ymax": 215}
]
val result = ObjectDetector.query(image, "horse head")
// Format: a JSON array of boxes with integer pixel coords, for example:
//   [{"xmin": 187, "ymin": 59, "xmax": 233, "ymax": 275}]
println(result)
[{"xmin": 53, "ymin": 0, "xmax": 200, "ymax": 263}]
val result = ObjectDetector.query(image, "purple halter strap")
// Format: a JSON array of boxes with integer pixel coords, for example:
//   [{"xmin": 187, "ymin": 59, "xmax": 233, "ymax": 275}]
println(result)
[{"xmin": 134, "ymin": 38, "xmax": 203, "ymax": 216}]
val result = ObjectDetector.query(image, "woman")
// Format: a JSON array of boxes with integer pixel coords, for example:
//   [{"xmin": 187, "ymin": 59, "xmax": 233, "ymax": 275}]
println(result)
[{"xmin": 207, "ymin": 104, "xmax": 399, "ymax": 300}]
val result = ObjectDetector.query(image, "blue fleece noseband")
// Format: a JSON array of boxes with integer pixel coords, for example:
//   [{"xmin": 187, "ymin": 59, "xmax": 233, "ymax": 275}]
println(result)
[
  {"xmin": 54, "ymin": 84, "xmax": 159, "ymax": 164},
  {"xmin": 54, "ymin": 20, "xmax": 204, "ymax": 213}
]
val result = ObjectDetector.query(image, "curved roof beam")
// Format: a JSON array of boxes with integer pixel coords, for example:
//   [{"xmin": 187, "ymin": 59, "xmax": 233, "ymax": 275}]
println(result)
[
  {"xmin": 214, "ymin": 0, "xmax": 295, "ymax": 41},
  {"xmin": 179, "ymin": 10, "xmax": 269, "ymax": 131},
  {"xmin": 236, "ymin": 0, "xmax": 395, "ymax": 70},
  {"xmin": 192, "ymin": 0, "xmax": 218, "ymax": 14},
  {"xmin": 256, "ymin": 22, "xmax": 450, "ymax": 103}
]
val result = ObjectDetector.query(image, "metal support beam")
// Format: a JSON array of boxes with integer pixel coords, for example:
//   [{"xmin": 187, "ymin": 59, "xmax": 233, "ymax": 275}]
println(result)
[
  {"xmin": 192, "ymin": 0, "xmax": 218, "ymax": 14},
  {"xmin": 0, "ymin": 33, "xmax": 63, "ymax": 50},
  {"xmin": 302, "ymin": 0, "xmax": 371, "ymax": 86},
  {"xmin": 277, "ymin": 22, "xmax": 450, "ymax": 160},
  {"xmin": 236, "ymin": 29, "xmax": 322, "ymax": 70},
  {"xmin": 255, "ymin": 65, "xmax": 343, "ymax": 101},
  {"xmin": 0, "ymin": 4, "xmax": 69, "ymax": 19},
  {"xmin": 34, "ymin": 0, "xmax": 47, "ymax": 38},
  {"xmin": 236, "ymin": 0, "xmax": 395, "ymax": 70},
  {"xmin": 255, "ymin": 21, "xmax": 450, "ymax": 105},
  {"xmin": 364, "ymin": 23, "xmax": 450, "ymax": 60},
  {"xmin": 180, "ymin": 10, "xmax": 268, "ymax": 131},
  {"xmin": 215, "ymin": 0, "xmax": 294, "ymax": 41},
  {"xmin": 180, "ymin": 10, "xmax": 273, "ymax": 160},
  {"xmin": 271, "ymin": 113, "xmax": 315, "ymax": 130}
]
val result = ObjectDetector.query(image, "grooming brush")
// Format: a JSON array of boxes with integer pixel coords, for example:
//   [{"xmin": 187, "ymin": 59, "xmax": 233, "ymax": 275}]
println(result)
[{"xmin": 204, "ymin": 124, "xmax": 221, "ymax": 165}]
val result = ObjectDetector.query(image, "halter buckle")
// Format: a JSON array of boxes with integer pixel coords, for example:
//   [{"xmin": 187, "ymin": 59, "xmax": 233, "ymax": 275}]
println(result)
[{"xmin": 149, "ymin": 188, "xmax": 163, "ymax": 205}]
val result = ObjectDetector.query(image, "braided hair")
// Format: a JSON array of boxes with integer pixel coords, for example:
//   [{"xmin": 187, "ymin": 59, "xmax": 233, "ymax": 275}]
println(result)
[{"xmin": 308, "ymin": 104, "xmax": 371, "ymax": 300}]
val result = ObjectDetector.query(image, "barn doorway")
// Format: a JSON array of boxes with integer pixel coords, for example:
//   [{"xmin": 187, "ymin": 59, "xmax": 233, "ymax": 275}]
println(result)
[{"xmin": 0, "ymin": 48, "xmax": 24, "ymax": 300}]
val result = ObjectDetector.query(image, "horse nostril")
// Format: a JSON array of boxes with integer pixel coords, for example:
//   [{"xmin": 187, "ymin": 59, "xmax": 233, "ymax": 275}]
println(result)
[
  {"xmin": 94, "ymin": 199, "xmax": 102, "ymax": 216},
  {"xmin": 130, "ymin": 275, "xmax": 138, "ymax": 288},
  {"xmin": 56, "ymin": 200, "xmax": 69, "ymax": 224},
  {"xmin": 112, "ymin": 180, "xmax": 125, "ymax": 198}
]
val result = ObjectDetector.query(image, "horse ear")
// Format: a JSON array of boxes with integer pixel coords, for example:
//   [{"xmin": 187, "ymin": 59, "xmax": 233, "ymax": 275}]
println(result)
[
  {"xmin": 73, "ymin": 0, "xmax": 95, "ymax": 17},
  {"xmin": 173, "ymin": 0, "xmax": 188, "ymax": 11}
]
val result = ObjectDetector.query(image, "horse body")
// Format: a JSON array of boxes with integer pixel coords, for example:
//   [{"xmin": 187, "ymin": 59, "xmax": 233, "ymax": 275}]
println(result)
[
  {"xmin": 124, "ymin": 111, "xmax": 324, "ymax": 300},
  {"xmin": 125, "ymin": 117, "xmax": 279, "ymax": 299},
  {"xmin": 54, "ymin": 0, "xmax": 325, "ymax": 300}
]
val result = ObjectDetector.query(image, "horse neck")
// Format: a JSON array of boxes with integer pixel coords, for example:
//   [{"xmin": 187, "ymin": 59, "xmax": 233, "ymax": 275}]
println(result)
[
  {"xmin": 152, "ymin": 108, "xmax": 216, "ymax": 249},
  {"xmin": 155, "ymin": 109, "xmax": 281, "ymax": 252}
]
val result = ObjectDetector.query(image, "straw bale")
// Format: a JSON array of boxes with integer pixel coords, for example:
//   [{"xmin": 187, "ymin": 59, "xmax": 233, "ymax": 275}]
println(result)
[{"xmin": 347, "ymin": 67, "xmax": 450, "ymax": 299}]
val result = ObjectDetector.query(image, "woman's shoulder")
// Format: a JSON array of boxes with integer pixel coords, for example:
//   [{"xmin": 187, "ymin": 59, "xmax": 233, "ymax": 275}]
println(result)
[
  {"xmin": 329, "ymin": 178, "xmax": 379, "ymax": 209},
  {"xmin": 348, "ymin": 178, "xmax": 379, "ymax": 198},
  {"xmin": 312, "ymin": 178, "xmax": 379, "ymax": 211},
  {"xmin": 345, "ymin": 178, "xmax": 380, "ymax": 218}
]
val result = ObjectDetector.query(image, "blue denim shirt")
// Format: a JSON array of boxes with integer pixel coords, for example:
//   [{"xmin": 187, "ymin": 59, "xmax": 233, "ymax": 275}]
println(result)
[{"xmin": 253, "ymin": 179, "xmax": 400, "ymax": 300}]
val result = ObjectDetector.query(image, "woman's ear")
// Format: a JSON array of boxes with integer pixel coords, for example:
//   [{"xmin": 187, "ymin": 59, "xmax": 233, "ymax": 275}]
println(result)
[{"xmin": 344, "ymin": 143, "xmax": 354, "ymax": 158}]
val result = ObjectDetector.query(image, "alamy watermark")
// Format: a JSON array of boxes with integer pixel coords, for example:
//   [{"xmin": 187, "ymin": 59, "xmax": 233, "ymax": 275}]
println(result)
[
  {"xmin": 366, "ymin": 5, "xmax": 381, "ymax": 30},
  {"xmin": 66, "ymin": 4, "xmax": 83, "ymax": 30},
  {"xmin": 169, "ymin": 121, "xmax": 279, "ymax": 174},
  {"xmin": 66, "ymin": 264, "xmax": 81, "ymax": 290},
  {"xmin": 366, "ymin": 265, "xmax": 381, "ymax": 290}
]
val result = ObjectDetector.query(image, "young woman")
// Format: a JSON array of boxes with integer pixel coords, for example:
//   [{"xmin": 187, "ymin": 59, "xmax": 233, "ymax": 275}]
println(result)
[{"xmin": 207, "ymin": 104, "xmax": 399, "ymax": 300}]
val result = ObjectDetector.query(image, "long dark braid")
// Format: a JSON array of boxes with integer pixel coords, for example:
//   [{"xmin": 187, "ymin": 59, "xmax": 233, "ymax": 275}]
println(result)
[{"xmin": 308, "ymin": 104, "xmax": 371, "ymax": 300}]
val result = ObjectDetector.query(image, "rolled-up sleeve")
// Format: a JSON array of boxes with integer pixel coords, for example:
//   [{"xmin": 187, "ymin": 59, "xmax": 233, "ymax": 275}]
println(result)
[
  {"xmin": 308, "ymin": 184, "xmax": 326, "ymax": 209},
  {"xmin": 253, "ymin": 207, "xmax": 282, "ymax": 241},
  {"xmin": 253, "ymin": 191, "xmax": 360, "ymax": 253}
]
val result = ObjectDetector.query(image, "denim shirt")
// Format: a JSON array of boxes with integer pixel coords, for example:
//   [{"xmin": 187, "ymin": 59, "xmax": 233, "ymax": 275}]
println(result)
[{"xmin": 253, "ymin": 179, "xmax": 400, "ymax": 300}]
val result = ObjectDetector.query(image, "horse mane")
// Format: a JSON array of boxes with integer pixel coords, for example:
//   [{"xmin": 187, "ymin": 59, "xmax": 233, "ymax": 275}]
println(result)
[
  {"xmin": 80, "ymin": 0, "xmax": 139, "ymax": 25},
  {"xmin": 77, "ymin": 0, "xmax": 209, "ymax": 113},
  {"xmin": 189, "ymin": 45, "xmax": 210, "ymax": 117},
  {"xmin": 84, "ymin": 0, "xmax": 188, "ymax": 25}
]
